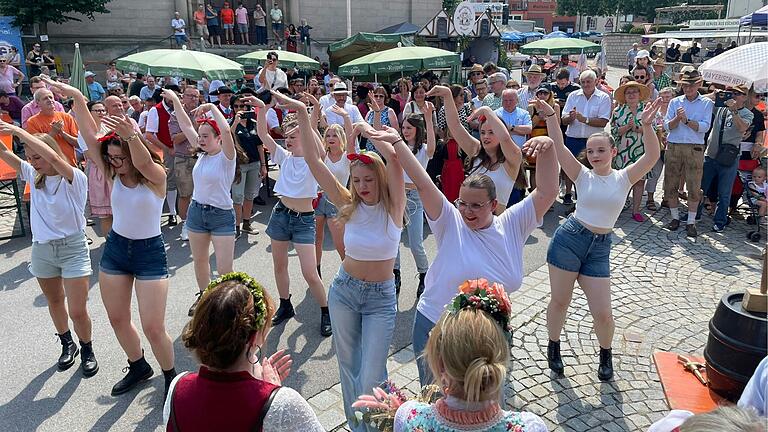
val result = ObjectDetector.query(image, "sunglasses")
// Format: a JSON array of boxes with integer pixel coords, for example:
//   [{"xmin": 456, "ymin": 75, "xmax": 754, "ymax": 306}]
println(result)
[
  {"xmin": 633, "ymin": 75, "xmax": 646, "ymax": 79},
  {"xmin": 373, "ymin": 94, "xmax": 385, "ymax": 99},
  {"xmin": 470, "ymin": 72, "xmax": 483, "ymax": 77},
  {"xmin": 233, "ymin": 104, "xmax": 245, "ymax": 108}
]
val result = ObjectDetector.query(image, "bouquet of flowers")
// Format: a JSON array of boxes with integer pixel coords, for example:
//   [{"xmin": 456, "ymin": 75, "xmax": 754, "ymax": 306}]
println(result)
[{"xmin": 351, "ymin": 380, "xmax": 441, "ymax": 432}]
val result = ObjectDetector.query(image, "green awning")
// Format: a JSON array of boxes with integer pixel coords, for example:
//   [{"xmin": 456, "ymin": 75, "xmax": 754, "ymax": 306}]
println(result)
[{"xmin": 327, "ymin": 32, "xmax": 413, "ymax": 70}]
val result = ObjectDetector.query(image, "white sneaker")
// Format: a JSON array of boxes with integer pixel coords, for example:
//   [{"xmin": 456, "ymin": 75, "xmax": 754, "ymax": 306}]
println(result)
[{"xmin": 180, "ymin": 222, "xmax": 189, "ymax": 241}]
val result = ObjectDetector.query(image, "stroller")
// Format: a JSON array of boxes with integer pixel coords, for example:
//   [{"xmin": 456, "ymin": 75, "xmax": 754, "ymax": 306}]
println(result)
[{"xmin": 732, "ymin": 159, "xmax": 764, "ymax": 242}]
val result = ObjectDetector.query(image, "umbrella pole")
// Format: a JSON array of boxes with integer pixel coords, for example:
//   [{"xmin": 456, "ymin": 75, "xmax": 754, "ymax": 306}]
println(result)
[{"xmin": 375, "ymin": 73, "xmax": 378, "ymax": 84}]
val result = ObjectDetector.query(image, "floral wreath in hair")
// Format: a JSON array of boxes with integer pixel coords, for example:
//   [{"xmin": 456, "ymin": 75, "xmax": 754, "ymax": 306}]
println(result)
[
  {"xmin": 448, "ymin": 278, "xmax": 513, "ymax": 344},
  {"xmin": 204, "ymin": 272, "xmax": 268, "ymax": 331}
]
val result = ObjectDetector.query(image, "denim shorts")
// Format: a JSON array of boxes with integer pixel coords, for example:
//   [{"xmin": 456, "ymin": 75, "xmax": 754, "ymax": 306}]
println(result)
[
  {"xmin": 546, "ymin": 216, "xmax": 612, "ymax": 278},
  {"xmin": 237, "ymin": 23, "xmax": 248, "ymax": 33},
  {"xmin": 186, "ymin": 200, "xmax": 236, "ymax": 236},
  {"xmin": 30, "ymin": 231, "xmax": 92, "ymax": 279},
  {"xmin": 565, "ymin": 136, "xmax": 588, "ymax": 157},
  {"xmin": 100, "ymin": 230, "xmax": 168, "ymax": 280},
  {"xmin": 265, "ymin": 201, "xmax": 316, "ymax": 244},
  {"xmin": 314, "ymin": 193, "xmax": 338, "ymax": 218}
]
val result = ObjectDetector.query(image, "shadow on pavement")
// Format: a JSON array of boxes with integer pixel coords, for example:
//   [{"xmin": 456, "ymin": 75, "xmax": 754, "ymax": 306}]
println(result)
[{"xmin": 0, "ymin": 365, "xmax": 81, "ymax": 430}]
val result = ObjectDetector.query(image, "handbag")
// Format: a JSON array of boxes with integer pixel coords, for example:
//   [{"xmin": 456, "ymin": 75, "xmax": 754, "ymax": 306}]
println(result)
[{"xmin": 714, "ymin": 110, "xmax": 740, "ymax": 166}]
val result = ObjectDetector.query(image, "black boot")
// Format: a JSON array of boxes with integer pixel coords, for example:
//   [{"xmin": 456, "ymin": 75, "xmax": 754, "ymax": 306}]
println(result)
[
  {"xmin": 547, "ymin": 340, "xmax": 564, "ymax": 374},
  {"xmin": 163, "ymin": 368, "xmax": 178, "ymax": 400},
  {"xmin": 111, "ymin": 356, "xmax": 154, "ymax": 396},
  {"xmin": 393, "ymin": 269, "xmax": 401, "ymax": 296},
  {"xmin": 416, "ymin": 272, "xmax": 426, "ymax": 298},
  {"xmin": 320, "ymin": 307, "xmax": 332, "ymax": 337},
  {"xmin": 271, "ymin": 296, "xmax": 295, "ymax": 326},
  {"xmin": 80, "ymin": 341, "xmax": 99, "ymax": 377},
  {"xmin": 57, "ymin": 331, "xmax": 79, "ymax": 371},
  {"xmin": 188, "ymin": 292, "xmax": 202, "ymax": 317},
  {"xmin": 598, "ymin": 347, "xmax": 614, "ymax": 381}
]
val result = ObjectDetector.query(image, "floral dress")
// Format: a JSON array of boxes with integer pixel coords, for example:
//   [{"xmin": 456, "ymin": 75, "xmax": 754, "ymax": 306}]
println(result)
[
  {"xmin": 393, "ymin": 397, "xmax": 548, "ymax": 432},
  {"xmin": 611, "ymin": 102, "xmax": 645, "ymax": 170}
]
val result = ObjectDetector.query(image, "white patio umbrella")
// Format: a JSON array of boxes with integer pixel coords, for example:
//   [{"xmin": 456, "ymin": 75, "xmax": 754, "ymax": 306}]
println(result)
[
  {"xmin": 652, "ymin": 38, "xmax": 692, "ymax": 49},
  {"xmin": 698, "ymin": 42, "xmax": 768, "ymax": 93}
]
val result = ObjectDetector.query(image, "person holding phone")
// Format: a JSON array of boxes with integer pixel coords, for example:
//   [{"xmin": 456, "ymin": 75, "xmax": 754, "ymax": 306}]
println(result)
[
  {"xmin": 257, "ymin": 51, "xmax": 287, "ymax": 92},
  {"xmin": 230, "ymin": 94, "xmax": 267, "ymax": 237}
]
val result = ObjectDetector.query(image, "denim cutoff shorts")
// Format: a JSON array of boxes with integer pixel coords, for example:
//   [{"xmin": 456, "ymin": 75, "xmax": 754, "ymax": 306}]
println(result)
[
  {"xmin": 186, "ymin": 200, "xmax": 236, "ymax": 236},
  {"xmin": 547, "ymin": 216, "xmax": 612, "ymax": 278},
  {"xmin": 100, "ymin": 230, "xmax": 168, "ymax": 280},
  {"xmin": 30, "ymin": 231, "xmax": 92, "ymax": 279},
  {"xmin": 314, "ymin": 193, "xmax": 338, "ymax": 218},
  {"xmin": 265, "ymin": 201, "xmax": 316, "ymax": 244}
]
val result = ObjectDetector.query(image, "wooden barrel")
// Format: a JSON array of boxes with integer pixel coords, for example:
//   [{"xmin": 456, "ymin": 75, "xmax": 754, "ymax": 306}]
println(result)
[{"xmin": 704, "ymin": 291, "xmax": 768, "ymax": 401}]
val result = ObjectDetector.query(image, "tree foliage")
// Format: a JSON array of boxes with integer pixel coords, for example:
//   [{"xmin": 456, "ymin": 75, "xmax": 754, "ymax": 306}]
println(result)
[
  {"xmin": 556, "ymin": 0, "xmax": 726, "ymax": 22},
  {"xmin": 0, "ymin": 0, "xmax": 111, "ymax": 27}
]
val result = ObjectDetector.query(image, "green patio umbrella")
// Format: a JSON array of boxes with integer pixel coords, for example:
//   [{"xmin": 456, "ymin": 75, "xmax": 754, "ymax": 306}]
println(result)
[
  {"xmin": 115, "ymin": 47, "xmax": 243, "ymax": 81},
  {"xmin": 337, "ymin": 46, "xmax": 460, "ymax": 78},
  {"xmin": 70, "ymin": 43, "xmax": 89, "ymax": 98},
  {"xmin": 520, "ymin": 38, "xmax": 600, "ymax": 56},
  {"xmin": 236, "ymin": 50, "xmax": 319, "ymax": 70}
]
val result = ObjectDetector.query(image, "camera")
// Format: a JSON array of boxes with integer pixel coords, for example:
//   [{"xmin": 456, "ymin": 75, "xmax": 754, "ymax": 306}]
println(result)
[{"xmin": 715, "ymin": 90, "xmax": 733, "ymax": 108}]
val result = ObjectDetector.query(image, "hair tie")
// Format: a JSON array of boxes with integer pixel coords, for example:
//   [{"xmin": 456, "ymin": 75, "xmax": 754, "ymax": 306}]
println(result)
[{"xmin": 197, "ymin": 118, "xmax": 221, "ymax": 136}]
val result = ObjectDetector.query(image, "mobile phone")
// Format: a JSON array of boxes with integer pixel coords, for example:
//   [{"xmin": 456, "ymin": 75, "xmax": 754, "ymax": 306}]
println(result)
[
  {"xmin": 256, "ymin": 89, "xmax": 272, "ymax": 105},
  {"xmin": 715, "ymin": 91, "xmax": 733, "ymax": 107},
  {"xmin": 242, "ymin": 111, "xmax": 255, "ymax": 120}
]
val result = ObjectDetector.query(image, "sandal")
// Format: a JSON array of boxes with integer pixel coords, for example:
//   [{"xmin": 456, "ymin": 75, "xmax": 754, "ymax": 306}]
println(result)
[{"xmin": 646, "ymin": 201, "xmax": 658, "ymax": 211}]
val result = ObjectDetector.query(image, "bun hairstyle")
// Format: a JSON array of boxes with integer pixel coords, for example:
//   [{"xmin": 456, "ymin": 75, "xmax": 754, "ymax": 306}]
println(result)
[{"xmin": 182, "ymin": 273, "xmax": 275, "ymax": 370}]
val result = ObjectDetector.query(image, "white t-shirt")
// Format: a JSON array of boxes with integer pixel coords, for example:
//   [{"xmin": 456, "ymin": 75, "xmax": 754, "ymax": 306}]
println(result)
[
  {"xmin": 573, "ymin": 166, "xmax": 632, "ymax": 229},
  {"xmin": 21, "ymin": 162, "xmax": 87, "ymax": 243},
  {"xmin": 255, "ymin": 68, "xmax": 288, "ymax": 91},
  {"xmin": 145, "ymin": 102, "xmax": 173, "ymax": 135},
  {"xmin": 171, "ymin": 18, "xmax": 186, "ymax": 35},
  {"xmin": 562, "ymin": 89, "xmax": 613, "ymax": 139},
  {"xmin": 403, "ymin": 145, "xmax": 430, "ymax": 184},
  {"xmin": 138, "ymin": 110, "xmax": 149, "ymax": 130},
  {"xmin": 319, "ymin": 94, "xmax": 353, "ymax": 111},
  {"xmin": 192, "ymin": 150, "xmax": 237, "ymax": 209},
  {"xmin": 418, "ymin": 195, "xmax": 542, "ymax": 324},
  {"xmin": 266, "ymin": 108, "xmax": 281, "ymax": 130},
  {"xmin": 271, "ymin": 144, "xmax": 318, "ymax": 199},
  {"xmin": 324, "ymin": 103, "xmax": 362, "ymax": 126},
  {"xmin": 325, "ymin": 152, "xmax": 351, "ymax": 187}
]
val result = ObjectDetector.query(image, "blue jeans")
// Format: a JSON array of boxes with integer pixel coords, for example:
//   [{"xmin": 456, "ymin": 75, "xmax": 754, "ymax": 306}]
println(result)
[
  {"xmin": 328, "ymin": 266, "xmax": 397, "ymax": 431},
  {"xmin": 412, "ymin": 310, "xmax": 436, "ymax": 386},
  {"xmin": 395, "ymin": 189, "xmax": 429, "ymax": 273},
  {"xmin": 697, "ymin": 155, "xmax": 739, "ymax": 228}
]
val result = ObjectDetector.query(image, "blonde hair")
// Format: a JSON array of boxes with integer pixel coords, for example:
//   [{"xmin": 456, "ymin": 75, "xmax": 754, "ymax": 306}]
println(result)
[
  {"xmin": 323, "ymin": 124, "xmax": 347, "ymax": 153},
  {"xmin": 337, "ymin": 152, "xmax": 391, "ymax": 224},
  {"xmin": 425, "ymin": 308, "xmax": 508, "ymax": 402},
  {"xmin": 680, "ymin": 406, "xmax": 764, "ymax": 431},
  {"xmin": 30, "ymin": 133, "xmax": 67, "ymax": 189}
]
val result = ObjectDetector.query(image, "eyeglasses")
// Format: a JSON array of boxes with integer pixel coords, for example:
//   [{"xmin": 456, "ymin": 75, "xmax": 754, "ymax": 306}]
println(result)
[
  {"xmin": 373, "ymin": 95, "xmax": 385, "ymax": 99},
  {"xmin": 107, "ymin": 154, "xmax": 128, "ymax": 165},
  {"xmin": 454, "ymin": 198, "xmax": 491, "ymax": 212},
  {"xmin": 470, "ymin": 72, "xmax": 483, "ymax": 77},
  {"xmin": 233, "ymin": 104, "xmax": 244, "ymax": 108}
]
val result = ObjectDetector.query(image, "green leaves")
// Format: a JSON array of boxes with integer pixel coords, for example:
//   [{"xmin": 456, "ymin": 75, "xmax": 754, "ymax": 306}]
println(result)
[{"xmin": 0, "ymin": 0, "xmax": 111, "ymax": 26}]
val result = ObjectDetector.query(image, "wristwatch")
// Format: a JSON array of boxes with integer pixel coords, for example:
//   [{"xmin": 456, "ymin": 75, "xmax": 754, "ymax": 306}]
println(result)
[{"xmin": 585, "ymin": 117, "xmax": 589, "ymax": 126}]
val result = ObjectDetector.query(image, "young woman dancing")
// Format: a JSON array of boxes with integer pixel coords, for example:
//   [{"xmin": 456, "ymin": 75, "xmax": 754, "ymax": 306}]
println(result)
[
  {"xmin": 163, "ymin": 89, "xmax": 237, "ymax": 317},
  {"xmin": 0, "ymin": 123, "xmax": 98, "ymax": 376},
  {"xmin": 394, "ymin": 110, "xmax": 435, "ymax": 297},
  {"xmin": 52, "ymin": 78, "xmax": 177, "ymax": 397},
  {"xmin": 252, "ymin": 94, "xmax": 332, "ymax": 337},
  {"xmin": 269, "ymin": 90, "xmax": 405, "ymax": 431},
  {"xmin": 541, "ymin": 98, "xmax": 662, "ymax": 381},
  {"xmin": 427, "ymin": 85, "xmax": 520, "ymax": 214}
]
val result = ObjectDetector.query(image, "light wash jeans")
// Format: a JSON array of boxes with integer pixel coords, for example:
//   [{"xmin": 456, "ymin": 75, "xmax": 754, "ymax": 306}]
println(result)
[
  {"xmin": 328, "ymin": 266, "xmax": 397, "ymax": 432},
  {"xmin": 412, "ymin": 310, "xmax": 436, "ymax": 387},
  {"xmin": 395, "ymin": 189, "xmax": 429, "ymax": 273}
]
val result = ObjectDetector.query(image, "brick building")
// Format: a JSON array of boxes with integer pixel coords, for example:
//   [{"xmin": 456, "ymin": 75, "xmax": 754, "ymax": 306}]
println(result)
[{"xmin": 506, "ymin": 0, "xmax": 576, "ymax": 32}]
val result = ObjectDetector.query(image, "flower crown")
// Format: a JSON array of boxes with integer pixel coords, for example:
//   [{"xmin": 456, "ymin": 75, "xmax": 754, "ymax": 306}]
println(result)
[
  {"xmin": 205, "ymin": 272, "xmax": 268, "ymax": 330},
  {"xmin": 447, "ymin": 279, "xmax": 513, "ymax": 342}
]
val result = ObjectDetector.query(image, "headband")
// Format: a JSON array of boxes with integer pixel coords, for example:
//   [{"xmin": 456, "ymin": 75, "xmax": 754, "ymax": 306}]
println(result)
[
  {"xmin": 98, "ymin": 131, "xmax": 119, "ymax": 142},
  {"xmin": 347, "ymin": 152, "xmax": 374, "ymax": 165},
  {"xmin": 197, "ymin": 118, "xmax": 221, "ymax": 135},
  {"xmin": 204, "ymin": 272, "xmax": 268, "ymax": 330}
]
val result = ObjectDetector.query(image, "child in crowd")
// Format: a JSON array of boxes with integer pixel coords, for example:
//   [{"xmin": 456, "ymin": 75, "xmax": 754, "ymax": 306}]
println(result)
[{"xmin": 747, "ymin": 166, "xmax": 767, "ymax": 216}]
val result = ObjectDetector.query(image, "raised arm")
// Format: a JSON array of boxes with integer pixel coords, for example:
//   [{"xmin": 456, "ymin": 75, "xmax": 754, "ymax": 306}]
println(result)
[
  {"xmin": 254, "ymin": 98, "xmax": 279, "ymax": 154},
  {"xmin": 102, "ymin": 115, "xmax": 166, "ymax": 187},
  {"xmin": 626, "ymin": 98, "xmax": 662, "ymax": 184},
  {"xmin": 427, "ymin": 86, "xmax": 480, "ymax": 157},
  {"xmin": 162, "ymin": 89, "xmax": 199, "ymax": 145},
  {"xmin": 193, "ymin": 102, "xmax": 235, "ymax": 160},
  {"xmin": 365, "ymin": 127, "xmax": 406, "ymax": 225},
  {"xmin": 521, "ymin": 135, "xmax": 559, "ymax": 220},
  {"xmin": 468, "ymin": 106, "xmax": 522, "ymax": 180},
  {"xmin": 421, "ymin": 101, "xmax": 437, "ymax": 159},
  {"xmin": 329, "ymin": 104, "xmax": 356, "ymax": 152},
  {"xmin": 0, "ymin": 121, "xmax": 75, "ymax": 181},
  {"xmin": 534, "ymin": 99, "xmax": 581, "ymax": 181}
]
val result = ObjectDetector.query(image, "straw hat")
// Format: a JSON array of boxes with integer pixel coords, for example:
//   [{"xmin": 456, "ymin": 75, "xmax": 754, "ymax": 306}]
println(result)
[
  {"xmin": 614, "ymin": 81, "xmax": 651, "ymax": 104},
  {"xmin": 332, "ymin": 82, "xmax": 350, "ymax": 94},
  {"xmin": 523, "ymin": 64, "xmax": 545, "ymax": 76},
  {"xmin": 731, "ymin": 84, "xmax": 749, "ymax": 95},
  {"xmin": 652, "ymin": 58, "xmax": 666, "ymax": 68},
  {"xmin": 469, "ymin": 64, "xmax": 484, "ymax": 74},
  {"xmin": 678, "ymin": 69, "xmax": 703, "ymax": 85}
]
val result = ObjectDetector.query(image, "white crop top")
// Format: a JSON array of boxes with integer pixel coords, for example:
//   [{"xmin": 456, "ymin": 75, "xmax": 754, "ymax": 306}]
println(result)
[
  {"xmin": 271, "ymin": 145, "xmax": 319, "ymax": 199},
  {"xmin": 403, "ymin": 145, "xmax": 430, "ymax": 185},
  {"xmin": 344, "ymin": 202, "xmax": 402, "ymax": 261},
  {"xmin": 192, "ymin": 150, "xmax": 236, "ymax": 209},
  {"xmin": 470, "ymin": 159, "xmax": 515, "ymax": 205},
  {"xmin": 111, "ymin": 176, "xmax": 164, "ymax": 239},
  {"xmin": 325, "ymin": 152, "xmax": 351, "ymax": 187},
  {"xmin": 573, "ymin": 166, "xmax": 632, "ymax": 229}
]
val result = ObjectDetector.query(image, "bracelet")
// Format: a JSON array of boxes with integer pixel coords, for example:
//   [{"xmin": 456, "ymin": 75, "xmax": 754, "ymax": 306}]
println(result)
[
  {"xmin": 546, "ymin": 112, "xmax": 556, "ymax": 118},
  {"xmin": 124, "ymin": 133, "xmax": 139, "ymax": 142},
  {"xmin": 393, "ymin": 139, "xmax": 405, "ymax": 146}
]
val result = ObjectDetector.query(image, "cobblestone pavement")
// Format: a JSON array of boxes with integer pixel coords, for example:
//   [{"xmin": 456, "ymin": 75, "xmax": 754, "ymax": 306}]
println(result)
[{"xmin": 308, "ymin": 198, "xmax": 766, "ymax": 432}]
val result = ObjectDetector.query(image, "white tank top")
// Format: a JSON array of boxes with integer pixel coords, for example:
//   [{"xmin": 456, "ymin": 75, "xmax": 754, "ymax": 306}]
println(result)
[
  {"xmin": 111, "ymin": 176, "xmax": 164, "ymax": 239},
  {"xmin": 344, "ymin": 201, "xmax": 401, "ymax": 261},
  {"xmin": 192, "ymin": 151, "xmax": 236, "ymax": 209},
  {"xmin": 325, "ymin": 152, "xmax": 351, "ymax": 187},
  {"xmin": 470, "ymin": 159, "xmax": 515, "ymax": 205}
]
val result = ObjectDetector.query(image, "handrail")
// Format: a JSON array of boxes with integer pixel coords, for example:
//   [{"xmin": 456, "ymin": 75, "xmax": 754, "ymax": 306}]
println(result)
[{"xmin": 110, "ymin": 34, "xmax": 177, "ymax": 62}]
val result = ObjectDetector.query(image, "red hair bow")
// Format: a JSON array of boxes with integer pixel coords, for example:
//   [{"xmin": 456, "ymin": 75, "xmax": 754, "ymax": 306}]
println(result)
[
  {"xmin": 197, "ymin": 118, "xmax": 221, "ymax": 135},
  {"xmin": 98, "ymin": 131, "xmax": 118, "ymax": 142},
  {"xmin": 347, "ymin": 153, "xmax": 373, "ymax": 164}
]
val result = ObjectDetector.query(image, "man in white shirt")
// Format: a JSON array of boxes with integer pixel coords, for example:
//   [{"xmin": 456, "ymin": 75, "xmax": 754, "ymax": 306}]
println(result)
[
  {"xmin": 518, "ymin": 64, "xmax": 546, "ymax": 108},
  {"xmin": 560, "ymin": 69, "xmax": 612, "ymax": 204},
  {"xmin": 319, "ymin": 77, "xmax": 353, "ymax": 111},
  {"xmin": 270, "ymin": 2, "xmax": 283, "ymax": 44},
  {"xmin": 171, "ymin": 11, "xmax": 189, "ymax": 47},
  {"xmin": 255, "ymin": 51, "xmax": 287, "ymax": 91},
  {"xmin": 324, "ymin": 82, "xmax": 362, "ymax": 126}
]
